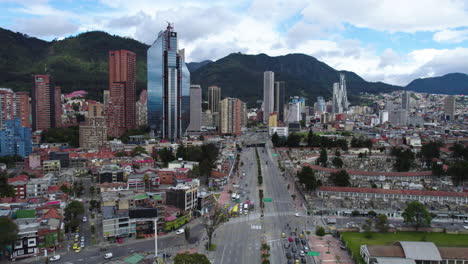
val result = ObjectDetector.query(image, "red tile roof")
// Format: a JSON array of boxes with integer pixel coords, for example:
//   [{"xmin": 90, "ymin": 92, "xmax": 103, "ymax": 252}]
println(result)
[
  {"xmin": 303, "ymin": 164, "xmax": 432, "ymax": 177},
  {"xmin": 318, "ymin": 186, "xmax": 468, "ymax": 198},
  {"xmin": 8, "ymin": 175, "xmax": 29, "ymax": 184},
  {"xmin": 39, "ymin": 208, "xmax": 62, "ymax": 220}
]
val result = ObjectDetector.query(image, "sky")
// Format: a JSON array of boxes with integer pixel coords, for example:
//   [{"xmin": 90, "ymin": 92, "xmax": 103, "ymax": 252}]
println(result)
[{"xmin": 1, "ymin": 0, "xmax": 468, "ymax": 86}]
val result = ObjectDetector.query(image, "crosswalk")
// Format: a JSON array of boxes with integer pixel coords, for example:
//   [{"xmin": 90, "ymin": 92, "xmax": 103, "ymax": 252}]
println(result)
[{"xmin": 225, "ymin": 211, "xmax": 299, "ymax": 225}]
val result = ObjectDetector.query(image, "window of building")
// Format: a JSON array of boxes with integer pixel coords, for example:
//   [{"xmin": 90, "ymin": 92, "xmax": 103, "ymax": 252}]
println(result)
[
  {"xmin": 28, "ymin": 238, "xmax": 36, "ymax": 247},
  {"xmin": 14, "ymin": 240, "xmax": 22, "ymax": 249}
]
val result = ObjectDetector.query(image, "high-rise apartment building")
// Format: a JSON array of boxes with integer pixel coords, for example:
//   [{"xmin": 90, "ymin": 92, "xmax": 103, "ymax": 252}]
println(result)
[
  {"xmin": 219, "ymin": 98, "xmax": 244, "ymax": 135},
  {"xmin": 136, "ymin": 90, "xmax": 147, "ymax": 127},
  {"xmin": 16, "ymin": 92, "xmax": 30, "ymax": 128},
  {"xmin": 332, "ymin": 73, "xmax": 349, "ymax": 114},
  {"xmin": 107, "ymin": 50, "xmax": 137, "ymax": 137},
  {"xmin": 274, "ymin": 81, "xmax": 285, "ymax": 122},
  {"xmin": 402, "ymin": 91, "xmax": 410, "ymax": 111},
  {"xmin": 0, "ymin": 118, "xmax": 32, "ymax": 158},
  {"xmin": 87, "ymin": 101, "xmax": 104, "ymax": 117},
  {"xmin": 444, "ymin": 96, "xmax": 455, "ymax": 121},
  {"xmin": 52, "ymin": 86, "xmax": 62, "ymax": 128},
  {"xmin": 0, "ymin": 89, "xmax": 30, "ymax": 128},
  {"xmin": 147, "ymin": 24, "xmax": 190, "ymax": 141},
  {"xmin": 103, "ymin": 90, "xmax": 110, "ymax": 109},
  {"xmin": 32, "ymin": 74, "xmax": 52, "ymax": 131},
  {"xmin": 263, "ymin": 71, "xmax": 274, "ymax": 123},
  {"xmin": 208, "ymin": 86, "xmax": 221, "ymax": 113},
  {"xmin": 79, "ymin": 116, "xmax": 108, "ymax": 149},
  {"xmin": 187, "ymin": 85, "xmax": 202, "ymax": 131}
]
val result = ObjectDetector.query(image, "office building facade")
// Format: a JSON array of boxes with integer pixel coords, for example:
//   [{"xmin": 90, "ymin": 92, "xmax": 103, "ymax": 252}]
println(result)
[
  {"xmin": 316, "ymin": 96, "xmax": 326, "ymax": 113},
  {"xmin": 0, "ymin": 118, "xmax": 32, "ymax": 158},
  {"xmin": 147, "ymin": 24, "xmax": 190, "ymax": 141},
  {"xmin": 274, "ymin": 81, "xmax": 285, "ymax": 122},
  {"xmin": 136, "ymin": 90, "xmax": 148, "ymax": 127},
  {"xmin": 332, "ymin": 73, "xmax": 349, "ymax": 114},
  {"xmin": 187, "ymin": 84, "xmax": 202, "ymax": 131},
  {"xmin": 263, "ymin": 71, "xmax": 274, "ymax": 123},
  {"xmin": 402, "ymin": 90, "xmax": 410, "ymax": 111},
  {"xmin": 0, "ymin": 89, "xmax": 30, "ymax": 128},
  {"xmin": 107, "ymin": 50, "xmax": 137, "ymax": 137},
  {"xmin": 208, "ymin": 86, "xmax": 221, "ymax": 113},
  {"xmin": 444, "ymin": 96, "xmax": 455, "ymax": 121},
  {"xmin": 79, "ymin": 116, "xmax": 108, "ymax": 149}
]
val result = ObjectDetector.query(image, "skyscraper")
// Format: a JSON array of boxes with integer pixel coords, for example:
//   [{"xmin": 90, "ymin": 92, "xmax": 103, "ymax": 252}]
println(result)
[
  {"xmin": 263, "ymin": 71, "xmax": 274, "ymax": 123},
  {"xmin": 16, "ymin": 92, "xmax": 30, "ymax": 128},
  {"xmin": 147, "ymin": 24, "xmax": 190, "ymax": 142},
  {"xmin": 444, "ymin": 96, "xmax": 455, "ymax": 121},
  {"xmin": 107, "ymin": 50, "xmax": 137, "ymax": 137},
  {"xmin": 188, "ymin": 85, "xmax": 202, "ymax": 131},
  {"xmin": 219, "ymin": 97, "xmax": 244, "ymax": 135},
  {"xmin": 402, "ymin": 90, "xmax": 410, "ymax": 111},
  {"xmin": 208, "ymin": 86, "xmax": 221, "ymax": 113},
  {"xmin": 103, "ymin": 90, "xmax": 110, "ymax": 109},
  {"xmin": 52, "ymin": 86, "xmax": 62, "ymax": 128},
  {"xmin": 332, "ymin": 73, "xmax": 349, "ymax": 114},
  {"xmin": 32, "ymin": 74, "xmax": 51, "ymax": 131},
  {"xmin": 274, "ymin": 81, "xmax": 285, "ymax": 122}
]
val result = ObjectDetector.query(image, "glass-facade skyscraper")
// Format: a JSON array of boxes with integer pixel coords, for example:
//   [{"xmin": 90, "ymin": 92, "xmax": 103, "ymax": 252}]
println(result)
[{"xmin": 147, "ymin": 24, "xmax": 190, "ymax": 141}]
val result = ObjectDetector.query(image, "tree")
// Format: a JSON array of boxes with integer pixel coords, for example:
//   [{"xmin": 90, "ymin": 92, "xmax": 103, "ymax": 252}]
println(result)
[
  {"xmin": 0, "ymin": 173, "xmax": 15, "ymax": 198},
  {"xmin": 335, "ymin": 150, "xmax": 341, "ymax": 157},
  {"xmin": 421, "ymin": 141, "xmax": 441, "ymax": 164},
  {"xmin": 297, "ymin": 166, "xmax": 320, "ymax": 191},
  {"xmin": 367, "ymin": 210, "xmax": 377, "ymax": 218},
  {"xmin": 158, "ymin": 148, "xmax": 175, "ymax": 165},
  {"xmin": 271, "ymin": 132, "xmax": 281, "ymax": 147},
  {"xmin": 65, "ymin": 200, "xmax": 84, "ymax": 219},
  {"xmin": 375, "ymin": 214, "xmax": 389, "ymax": 232},
  {"xmin": 115, "ymin": 151, "xmax": 127, "ymax": 157},
  {"xmin": 174, "ymin": 253, "xmax": 210, "ymax": 264},
  {"xmin": 0, "ymin": 218, "xmax": 18, "ymax": 251},
  {"xmin": 332, "ymin": 157, "xmax": 343, "ymax": 168},
  {"xmin": 203, "ymin": 208, "xmax": 227, "ymax": 250},
  {"xmin": 330, "ymin": 170, "xmax": 350, "ymax": 187},
  {"xmin": 89, "ymin": 186, "xmax": 95, "ymax": 198},
  {"xmin": 131, "ymin": 145, "xmax": 148, "ymax": 157},
  {"xmin": 402, "ymin": 201, "xmax": 432, "ymax": 230},
  {"xmin": 60, "ymin": 184, "xmax": 72, "ymax": 194},
  {"xmin": 362, "ymin": 218, "xmax": 373, "ymax": 238},
  {"xmin": 316, "ymin": 226, "xmax": 326, "ymax": 237},
  {"xmin": 318, "ymin": 148, "xmax": 328, "ymax": 166},
  {"xmin": 448, "ymin": 161, "xmax": 468, "ymax": 186},
  {"xmin": 286, "ymin": 133, "xmax": 301, "ymax": 147}
]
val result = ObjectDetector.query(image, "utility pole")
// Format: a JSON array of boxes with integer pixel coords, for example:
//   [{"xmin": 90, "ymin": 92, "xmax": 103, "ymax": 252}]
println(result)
[{"xmin": 154, "ymin": 218, "xmax": 158, "ymax": 263}]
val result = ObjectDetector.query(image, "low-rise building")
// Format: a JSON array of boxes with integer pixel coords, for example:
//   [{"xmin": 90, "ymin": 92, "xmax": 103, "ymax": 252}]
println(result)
[
  {"xmin": 42, "ymin": 160, "xmax": 61, "ymax": 174},
  {"xmin": 269, "ymin": 126, "xmax": 289, "ymax": 137},
  {"xmin": 26, "ymin": 175, "xmax": 54, "ymax": 198},
  {"xmin": 8, "ymin": 175, "xmax": 29, "ymax": 199},
  {"xmin": 166, "ymin": 179, "xmax": 199, "ymax": 212}
]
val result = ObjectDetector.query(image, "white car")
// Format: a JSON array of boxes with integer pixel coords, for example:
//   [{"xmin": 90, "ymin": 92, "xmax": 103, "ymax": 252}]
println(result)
[
  {"xmin": 49, "ymin": 255, "xmax": 61, "ymax": 261},
  {"xmin": 295, "ymin": 213, "xmax": 301, "ymax": 217},
  {"xmin": 300, "ymin": 250, "xmax": 305, "ymax": 257},
  {"xmin": 80, "ymin": 242, "xmax": 85, "ymax": 248},
  {"xmin": 175, "ymin": 229, "xmax": 185, "ymax": 235},
  {"xmin": 104, "ymin": 253, "xmax": 113, "ymax": 259},
  {"xmin": 81, "ymin": 237, "xmax": 85, "ymax": 242},
  {"xmin": 82, "ymin": 216, "xmax": 87, "ymax": 222}
]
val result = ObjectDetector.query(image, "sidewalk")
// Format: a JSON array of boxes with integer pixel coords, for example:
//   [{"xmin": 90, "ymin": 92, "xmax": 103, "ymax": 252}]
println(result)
[{"xmin": 307, "ymin": 234, "xmax": 353, "ymax": 263}]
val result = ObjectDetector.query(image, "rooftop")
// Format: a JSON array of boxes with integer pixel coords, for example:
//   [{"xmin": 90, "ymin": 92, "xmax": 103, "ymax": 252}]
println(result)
[{"xmin": 318, "ymin": 186, "xmax": 468, "ymax": 198}]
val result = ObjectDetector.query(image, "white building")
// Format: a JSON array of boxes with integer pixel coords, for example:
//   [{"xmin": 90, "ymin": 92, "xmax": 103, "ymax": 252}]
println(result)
[
  {"xmin": 263, "ymin": 71, "xmax": 274, "ymax": 123},
  {"xmin": 269, "ymin": 126, "xmax": 289, "ymax": 137}
]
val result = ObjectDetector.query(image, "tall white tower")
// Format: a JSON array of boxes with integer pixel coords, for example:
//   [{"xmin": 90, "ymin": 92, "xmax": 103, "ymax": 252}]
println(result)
[{"xmin": 263, "ymin": 71, "xmax": 274, "ymax": 123}]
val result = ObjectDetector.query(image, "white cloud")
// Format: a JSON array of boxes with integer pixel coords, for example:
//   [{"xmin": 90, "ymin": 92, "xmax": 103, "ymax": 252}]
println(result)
[
  {"xmin": 433, "ymin": 28, "xmax": 468, "ymax": 43},
  {"xmin": 13, "ymin": 16, "xmax": 79, "ymax": 38}
]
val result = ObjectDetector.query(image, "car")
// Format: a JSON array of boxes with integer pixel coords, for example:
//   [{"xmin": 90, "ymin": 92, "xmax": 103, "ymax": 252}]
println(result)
[
  {"xmin": 74, "ymin": 237, "xmax": 79, "ymax": 242},
  {"xmin": 287, "ymin": 259, "xmax": 294, "ymax": 264},
  {"xmin": 49, "ymin": 255, "xmax": 61, "ymax": 261},
  {"xmin": 299, "ymin": 250, "xmax": 305, "ymax": 257},
  {"xmin": 104, "ymin": 253, "xmax": 113, "ymax": 259},
  {"xmin": 80, "ymin": 242, "xmax": 85, "ymax": 248},
  {"xmin": 244, "ymin": 211, "xmax": 248, "ymax": 215},
  {"xmin": 301, "ymin": 239, "xmax": 306, "ymax": 245},
  {"xmin": 304, "ymin": 246, "xmax": 310, "ymax": 251},
  {"xmin": 82, "ymin": 216, "xmax": 87, "ymax": 222},
  {"xmin": 75, "ymin": 248, "xmax": 81, "ymax": 253},
  {"xmin": 81, "ymin": 237, "xmax": 85, "ymax": 242},
  {"xmin": 340, "ymin": 245, "xmax": 346, "ymax": 250},
  {"xmin": 295, "ymin": 213, "xmax": 301, "ymax": 217},
  {"xmin": 299, "ymin": 233, "xmax": 304, "ymax": 238},
  {"xmin": 284, "ymin": 243, "xmax": 290, "ymax": 249},
  {"xmin": 295, "ymin": 260, "xmax": 300, "ymax": 264},
  {"xmin": 295, "ymin": 238, "xmax": 300, "ymax": 244},
  {"xmin": 293, "ymin": 253, "xmax": 298, "ymax": 260},
  {"xmin": 292, "ymin": 247, "xmax": 297, "ymax": 252},
  {"xmin": 72, "ymin": 243, "xmax": 79, "ymax": 249},
  {"xmin": 281, "ymin": 233, "xmax": 286, "ymax": 238},
  {"xmin": 464, "ymin": 220, "xmax": 468, "ymax": 224},
  {"xmin": 301, "ymin": 257, "xmax": 307, "ymax": 263},
  {"xmin": 286, "ymin": 252, "xmax": 292, "ymax": 259},
  {"xmin": 175, "ymin": 229, "xmax": 185, "ymax": 235}
]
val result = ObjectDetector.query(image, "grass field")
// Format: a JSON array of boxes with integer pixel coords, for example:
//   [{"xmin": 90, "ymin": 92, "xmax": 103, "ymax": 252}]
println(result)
[{"xmin": 341, "ymin": 232, "xmax": 468, "ymax": 263}]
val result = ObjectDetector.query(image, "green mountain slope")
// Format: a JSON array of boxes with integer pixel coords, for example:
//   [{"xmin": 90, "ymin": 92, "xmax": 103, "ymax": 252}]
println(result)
[
  {"xmin": 405, "ymin": 73, "xmax": 468, "ymax": 95},
  {"xmin": 0, "ymin": 27, "xmax": 401, "ymax": 104},
  {"xmin": 190, "ymin": 53, "xmax": 401, "ymax": 105}
]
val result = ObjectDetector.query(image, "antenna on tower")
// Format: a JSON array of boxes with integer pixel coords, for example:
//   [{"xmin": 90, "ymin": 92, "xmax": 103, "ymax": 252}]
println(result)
[{"xmin": 166, "ymin": 21, "xmax": 173, "ymax": 30}]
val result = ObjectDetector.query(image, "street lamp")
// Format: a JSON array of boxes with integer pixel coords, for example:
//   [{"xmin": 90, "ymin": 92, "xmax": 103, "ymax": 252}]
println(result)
[{"xmin": 154, "ymin": 217, "xmax": 159, "ymax": 263}]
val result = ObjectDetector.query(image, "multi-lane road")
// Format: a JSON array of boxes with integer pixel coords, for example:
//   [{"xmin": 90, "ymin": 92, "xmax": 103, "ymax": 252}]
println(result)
[{"xmin": 212, "ymin": 132, "xmax": 315, "ymax": 264}]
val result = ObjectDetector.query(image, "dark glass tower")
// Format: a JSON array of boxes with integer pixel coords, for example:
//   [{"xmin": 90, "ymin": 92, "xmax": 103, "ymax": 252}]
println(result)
[{"xmin": 147, "ymin": 24, "xmax": 190, "ymax": 141}]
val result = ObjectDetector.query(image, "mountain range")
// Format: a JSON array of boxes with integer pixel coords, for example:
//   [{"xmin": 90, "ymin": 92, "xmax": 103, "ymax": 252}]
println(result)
[
  {"xmin": 0, "ymin": 27, "xmax": 465, "ymax": 106},
  {"xmin": 405, "ymin": 73, "xmax": 468, "ymax": 95}
]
